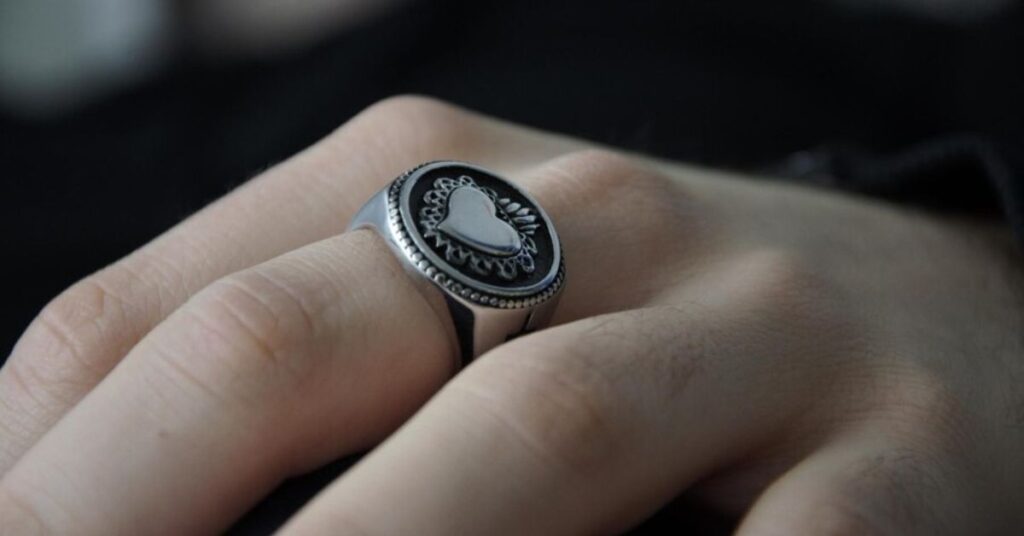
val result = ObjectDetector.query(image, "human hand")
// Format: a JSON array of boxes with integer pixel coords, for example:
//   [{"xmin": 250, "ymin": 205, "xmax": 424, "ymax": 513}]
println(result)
[{"xmin": 1, "ymin": 96, "xmax": 1022, "ymax": 535}]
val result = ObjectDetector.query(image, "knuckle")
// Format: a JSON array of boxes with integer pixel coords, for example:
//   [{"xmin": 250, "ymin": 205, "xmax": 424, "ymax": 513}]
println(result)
[
  {"xmin": 536, "ymin": 148, "xmax": 696, "ymax": 232},
  {"xmin": 540, "ymin": 149, "xmax": 651, "ymax": 199},
  {"xmin": 164, "ymin": 268, "xmax": 321, "ymax": 385},
  {"xmin": 461, "ymin": 347, "xmax": 625, "ymax": 477},
  {"xmin": 715, "ymin": 248, "xmax": 866, "ymax": 376},
  {"xmin": 882, "ymin": 369, "xmax": 973, "ymax": 454},
  {"xmin": 740, "ymin": 248, "xmax": 819, "ymax": 302},
  {"xmin": 359, "ymin": 94, "xmax": 464, "ymax": 123},
  {"xmin": 320, "ymin": 95, "xmax": 485, "ymax": 192},
  {"xmin": 2, "ymin": 253, "xmax": 182, "ymax": 431},
  {"xmin": 198, "ymin": 271, "xmax": 314, "ymax": 358},
  {"xmin": 556, "ymin": 147, "xmax": 637, "ymax": 174},
  {"xmin": 521, "ymin": 153, "xmax": 723, "ymax": 313},
  {"xmin": 8, "ymin": 272, "xmax": 134, "ymax": 404},
  {"xmin": 732, "ymin": 248, "xmax": 842, "ymax": 326},
  {"xmin": 579, "ymin": 149, "xmax": 678, "ymax": 194},
  {"xmin": 32, "ymin": 277, "xmax": 123, "ymax": 377},
  {"xmin": 344, "ymin": 95, "xmax": 476, "ymax": 153}
]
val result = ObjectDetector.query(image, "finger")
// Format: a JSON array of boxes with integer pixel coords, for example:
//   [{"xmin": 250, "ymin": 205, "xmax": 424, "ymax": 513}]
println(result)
[
  {"xmin": 0, "ymin": 96, "xmax": 583, "ymax": 472},
  {"xmin": 514, "ymin": 149, "xmax": 716, "ymax": 321},
  {"xmin": 281, "ymin": 257, "xmax": 832, "ymax": 536},
  {"xmin": 735, "ymin": 432, "xmax": 975, "ymax": 536},
  {"xmin": 0, "ymin": 151, "xmax": 700, "ymax": 535},
  {"xmin": 0, "ymin": 231, "xmax": 454, "ymax": 535}
]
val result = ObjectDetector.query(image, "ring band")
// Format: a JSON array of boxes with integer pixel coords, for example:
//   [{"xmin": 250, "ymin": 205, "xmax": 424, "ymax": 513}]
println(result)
[{"xmin": 348, "ymin": 161, "xmax": 566, "ymax": 366}]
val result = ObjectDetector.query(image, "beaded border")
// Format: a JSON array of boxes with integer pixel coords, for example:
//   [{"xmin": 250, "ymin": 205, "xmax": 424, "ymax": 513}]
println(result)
[{"xmin": 385, "ymin": 163, "xmax": 565, "ymax": 309}]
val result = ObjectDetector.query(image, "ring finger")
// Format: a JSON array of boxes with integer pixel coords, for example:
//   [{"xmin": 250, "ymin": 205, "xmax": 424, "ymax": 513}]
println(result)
[
  {"xmin": 0, "ymin": 151, "xmax": 704, "ymax": 535},
  {"xmin": 0, "ymin": 96, "xmax": 583, "ymax": 473}
]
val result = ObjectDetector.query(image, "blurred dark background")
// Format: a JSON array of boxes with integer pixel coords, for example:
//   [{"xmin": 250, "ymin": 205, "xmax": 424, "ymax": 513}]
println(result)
[{"xmin": 1, "ymin": 0, "xmax": 1022, "ymax": 532}]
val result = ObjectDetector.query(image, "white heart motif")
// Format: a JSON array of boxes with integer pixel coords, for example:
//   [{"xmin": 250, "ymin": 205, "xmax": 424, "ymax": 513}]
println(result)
[{"xmin": 437, "ymin": 187, "xmax": 522, "ymax": 257}]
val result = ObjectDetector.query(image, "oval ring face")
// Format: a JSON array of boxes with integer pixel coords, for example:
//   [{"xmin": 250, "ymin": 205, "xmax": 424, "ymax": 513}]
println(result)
[{"xmin": 388, "ymin": 161, "xmax": 564, "ymax": 308}]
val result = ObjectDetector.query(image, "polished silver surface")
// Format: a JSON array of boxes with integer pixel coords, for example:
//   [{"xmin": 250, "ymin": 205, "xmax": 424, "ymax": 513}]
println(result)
[
  {"xmin": 348, "ymin": 161, "xmax": 565, "ymax": 365},
  {"xmin": 436, "ymin": 187, "xmax": 522, "ymax": 258}
]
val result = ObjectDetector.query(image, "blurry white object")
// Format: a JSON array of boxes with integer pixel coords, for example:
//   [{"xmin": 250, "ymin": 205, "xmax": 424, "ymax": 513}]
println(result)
[
  {"xmin": 190, "ymin": 0, "xmax": 411, "ymax": 57},
  {"xmin": 0, "ymin": 0, "xmax": 172, "ymax": 116},
  {"xmin": 0, "ymin": 0, "xmax": 408, "ymax": 116}
]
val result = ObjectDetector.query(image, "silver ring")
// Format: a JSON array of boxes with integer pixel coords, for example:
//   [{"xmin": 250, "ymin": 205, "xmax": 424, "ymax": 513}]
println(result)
[{"xmin": 347, "ymin": 161, "xmax": 566, "ymax": 366}]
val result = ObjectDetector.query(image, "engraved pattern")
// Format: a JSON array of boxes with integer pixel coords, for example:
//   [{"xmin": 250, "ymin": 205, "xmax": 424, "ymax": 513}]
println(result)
[
  {"xmin": 385, "ymin": 165, "xmax": 565, "ymax": 309},
  {"xmin": 418, "ymin": 176, "xmax": 538, "ymax": 281}
]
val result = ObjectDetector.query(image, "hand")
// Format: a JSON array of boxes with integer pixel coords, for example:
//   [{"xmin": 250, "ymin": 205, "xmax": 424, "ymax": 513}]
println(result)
[{"xmin": 1, "ymin": 96, "xmax": 1022, "ymax": 535}]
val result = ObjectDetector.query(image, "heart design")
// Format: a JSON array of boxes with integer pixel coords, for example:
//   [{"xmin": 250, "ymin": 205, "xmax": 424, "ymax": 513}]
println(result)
[{"xmin": 437, "ymin": 187, "xmax": 522, "ymax": 257}]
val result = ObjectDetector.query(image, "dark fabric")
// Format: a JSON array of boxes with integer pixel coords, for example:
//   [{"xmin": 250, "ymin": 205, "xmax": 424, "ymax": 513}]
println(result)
[
  {"xmin": 773, "ymin": 135, "xmax": 1024, "ymax": 242},
  {"xmin": 4, "ymin": 0, "xmax": 1024, "ymax": 356},
  {"xmin": 1, "ymin": 0, "xmax": 1023, "ymax": 533}
]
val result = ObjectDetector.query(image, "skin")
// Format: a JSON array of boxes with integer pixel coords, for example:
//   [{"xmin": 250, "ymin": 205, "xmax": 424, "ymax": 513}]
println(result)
[{"xmin": 1, "ymin": 96, "xmax": 1023, "ymax": 535}]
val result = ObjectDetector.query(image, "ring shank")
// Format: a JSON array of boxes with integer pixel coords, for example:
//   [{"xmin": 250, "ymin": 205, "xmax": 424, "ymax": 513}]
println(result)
[{"xmin": 347, "ymin": 187, "xmax": 558, "ymax": 367}]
